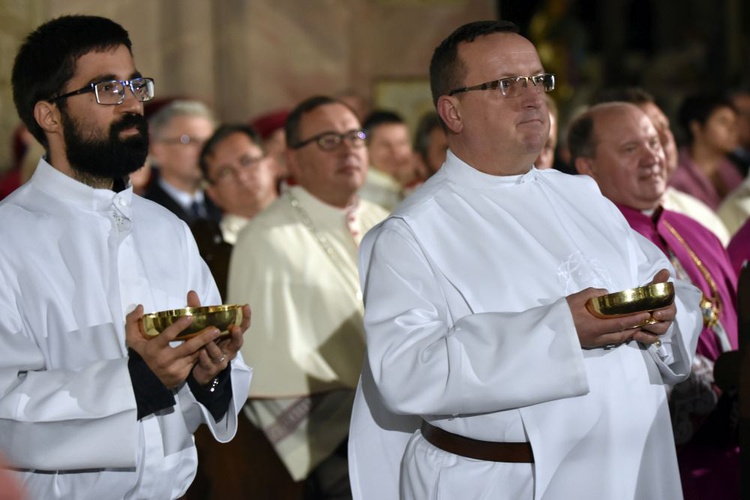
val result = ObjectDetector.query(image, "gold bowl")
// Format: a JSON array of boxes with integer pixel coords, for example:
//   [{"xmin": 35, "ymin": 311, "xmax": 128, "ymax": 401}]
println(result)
[
  {"xmin": 140, "ymin": 305, "xmax": 243, "ymax": 340},
  {"xmin": 586, "ymin": 282, "xmax": 675, "ymax": 318}
]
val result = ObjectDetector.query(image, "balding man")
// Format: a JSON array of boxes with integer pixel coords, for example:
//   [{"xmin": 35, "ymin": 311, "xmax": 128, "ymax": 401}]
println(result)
[
  {"xmin": 569, "ymin": 101, "xmax": 739, "ymax": 500},
  {"xmin": 594, "ymin": 87, "xmax": 730, "ymax": 245}
]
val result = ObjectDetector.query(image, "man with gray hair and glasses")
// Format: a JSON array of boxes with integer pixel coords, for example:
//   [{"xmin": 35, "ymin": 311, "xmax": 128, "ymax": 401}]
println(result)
[
  {"xmin": 349, "ymin": 20, "xmax": 702, "ymax": 500},
  {"xmin": 146, "ymin": 99, "xmax": 222, "ymax": 225},
  {"xmin": 1, "ymin": 15, "xmax": 252, "ymax": 499}
]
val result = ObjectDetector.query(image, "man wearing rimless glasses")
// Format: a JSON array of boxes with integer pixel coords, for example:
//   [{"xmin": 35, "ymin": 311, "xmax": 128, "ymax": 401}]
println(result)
[
  {"xmin": 146, "ymin": 99, "xmax": 223, "ymax": 226},
  {"xmin": 1, "ymin": 15, "xmax": 251, "ymax": 499},
  {"xmin": 350, "ymin": 20, "xmax": 702, "ymax": 500}
]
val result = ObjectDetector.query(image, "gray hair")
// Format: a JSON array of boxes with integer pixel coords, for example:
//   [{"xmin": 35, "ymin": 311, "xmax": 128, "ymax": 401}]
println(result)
[{"xmin": 148, "ymin": 99, "xmax": 216, "ymax": 139}]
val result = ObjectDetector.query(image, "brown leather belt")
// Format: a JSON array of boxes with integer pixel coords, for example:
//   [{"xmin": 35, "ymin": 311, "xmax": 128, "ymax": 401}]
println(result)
[{"xmin": 420, "ymin": 421, "xmax": 534, "ymax": 463}]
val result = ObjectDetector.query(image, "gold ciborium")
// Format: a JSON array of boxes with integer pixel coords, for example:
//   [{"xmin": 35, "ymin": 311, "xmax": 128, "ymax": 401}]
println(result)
[
  {"xmin": 586, "ymin": 282, "xmax": 675, "ymax": 318},
  {"xmin": 140, "ymin": 305, "xmax": 243, "ymax": 341}
]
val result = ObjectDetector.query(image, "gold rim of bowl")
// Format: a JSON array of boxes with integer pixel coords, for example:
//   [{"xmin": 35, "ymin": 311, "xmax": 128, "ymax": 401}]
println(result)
[
  {"xmin": 140, "ymin": 304, "xmax": 243, "ymax": 339},
  {"xmin": 586, "ymin": 282, "xmax": 675, "ymax": 318}
]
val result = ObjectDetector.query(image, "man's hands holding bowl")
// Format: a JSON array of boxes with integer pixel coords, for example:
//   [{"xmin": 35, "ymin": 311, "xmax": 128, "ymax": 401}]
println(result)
[
  {"xmin": 567, "ymin": 269, "xmax": 675, "ymax": 350},
  {"xmin": 126, "ymin": 291, "xmax": 251, "ymax": 388}
]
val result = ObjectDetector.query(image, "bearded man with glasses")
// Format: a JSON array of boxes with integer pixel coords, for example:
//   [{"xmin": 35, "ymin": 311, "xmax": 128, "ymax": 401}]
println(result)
[
  {"xmin": 227, "ymin": 95, "xmax": 387, "ymax": 498},
  {"xmin": 349, "ymin": 20, "xmax": 702, "ymax": 500},
  {"xmin": 1, "ymin": 15, "xmax": 252, "ymax": 499}
]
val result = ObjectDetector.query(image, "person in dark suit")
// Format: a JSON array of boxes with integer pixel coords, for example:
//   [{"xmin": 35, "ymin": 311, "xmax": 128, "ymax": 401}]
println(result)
[{"xmin": 145, "ymin": 99, "xmax": 222, "ymax": 225}]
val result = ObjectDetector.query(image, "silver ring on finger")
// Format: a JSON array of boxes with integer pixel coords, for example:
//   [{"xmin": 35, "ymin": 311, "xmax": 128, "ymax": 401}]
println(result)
[{"xmin": 219, "ymin": 354, "xmax": 227, "ymax": 363}]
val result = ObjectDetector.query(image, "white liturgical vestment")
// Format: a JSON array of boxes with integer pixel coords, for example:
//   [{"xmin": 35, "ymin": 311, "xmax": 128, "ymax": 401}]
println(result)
[
  {"xmin": 0, "ymin": 159, "xmax": 252, "ymax": 500},
  {"xmin": 350, "ymin": 151, "xmax": 703, "ymax": 500}
]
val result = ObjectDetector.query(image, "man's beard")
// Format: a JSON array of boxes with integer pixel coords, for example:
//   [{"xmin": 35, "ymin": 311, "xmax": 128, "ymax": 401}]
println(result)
[{"xmin": 61, "ymin": 109, "xmax": 149, "ymax": 181}]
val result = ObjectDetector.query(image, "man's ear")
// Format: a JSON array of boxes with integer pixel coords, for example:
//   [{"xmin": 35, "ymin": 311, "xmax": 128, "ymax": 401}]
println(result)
[
  {"xmin": 574, "ymin": 156, "xmax": 595, "ymax": 177},
  {"xmin": 437, "ymin": 95, "xmax": 462, "ymax": 134},
  {"xmin": 33, "ymin": 101, "xmax": 61, "ymax": 135}
]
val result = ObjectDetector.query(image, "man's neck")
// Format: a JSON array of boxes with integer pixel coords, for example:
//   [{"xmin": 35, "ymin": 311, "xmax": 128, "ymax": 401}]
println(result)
[
  {"xmin": 235, "ymin": 191, "xmax": 278, "ymax": 219},
  {"xmin": 73, "ymin": 170, "xmax": 114, "ymax": 190},
  {"xmin": 47, "ymin": 151, "xmax": 114, "ymax": 189},
  {"xmin": 298, "ymin": 185, "xmax": 357, "ymax": 210},
  {"xmin": 451, "ymin": 143, "xmax": 535, "ymax": 176}
]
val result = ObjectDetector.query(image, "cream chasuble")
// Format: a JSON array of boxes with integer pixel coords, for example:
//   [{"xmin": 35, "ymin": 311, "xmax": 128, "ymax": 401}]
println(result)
[
  {"xmin": 662, "ymin": 187, "xmax": 730, "ymax": 246},
  {"xmin": 359, "ymin": 167, "xmax": 404, "ymax": 212},
  {"xmin": 228, "ymin": 185, "xmax": 387, "ymax": 479}
]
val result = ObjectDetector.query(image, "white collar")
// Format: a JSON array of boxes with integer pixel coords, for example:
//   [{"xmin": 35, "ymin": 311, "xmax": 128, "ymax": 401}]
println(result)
[
  {"xmin": 442, "ymin": 149, "xmax": 537, "ymax": 189},
  {"xmin": 157, "ymin": 176, "xmax": 205, "ymax": 210},
  {"xmin": 31, "ymin": 157, "xmax": 133, "ymax": 213}
]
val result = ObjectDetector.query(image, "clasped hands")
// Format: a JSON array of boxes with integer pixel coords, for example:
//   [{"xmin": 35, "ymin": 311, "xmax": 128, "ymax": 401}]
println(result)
[
  {"xmin": 125, "ymin": 291, "xmax": 250, "ymax": 388},
  {"xmin": 567, "ymin": 269, "xmax": 675, "ymax": 350}
]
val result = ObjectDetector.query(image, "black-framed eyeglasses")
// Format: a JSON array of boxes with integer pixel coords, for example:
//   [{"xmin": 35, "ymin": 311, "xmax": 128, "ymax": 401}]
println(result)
[
  {"xmin": 448, "ymin": 73, "xmax": 555, "ymax": 98},
  {"xmin": 291, "ymin": 129, "xmax": 366, "ymax": 151},
  {"xmin": 50, "ymin": 77, "xmax": 155, "ymax": 106}
]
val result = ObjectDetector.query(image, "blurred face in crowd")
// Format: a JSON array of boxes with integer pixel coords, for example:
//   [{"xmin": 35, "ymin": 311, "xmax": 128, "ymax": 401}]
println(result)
[
  {"xmin": 204, "ymin": 131, "xmax": 277, "ymax": 218},
  {"xmin": 637, "ymin": 101, "xmax": 677, "ymax": 177},
  {"xmin": 52, "ymin": 46, "xmax": 149, "ymax": 182},
  {"xmin": 424, "ymin": 126, "xmax": 448, "ymax": 174},
  {"xmin": 691, "ymin": 106, "xmax": 739, "ymax": 155},
  {"xmin": 287, "ymin": 102, "xmax": 368, "ymax": 208},
  {"xmin": 263, "ymin": 128, "xmax": 288, "ymax": 179},
  {"xmin": 368, "ymin": 123, "xmax": 416, "ymax": 185},
  {"xmin": 732, "ymin": 93, "xmax": 750, "ymax": 150},
  {"xmin": 150, "ymin": 114, "xmax": 214, "ymax": 192},
  {"xmin": 535, "ymin": 110, "xmax": 557, "ymax": 169},
  {"xmin": 576, "ymin": 103, "xmax": 666, "ymax": 211},
  {"xmin": 439, "ymin": 32, "xmax": 549, "ymax": 175}
]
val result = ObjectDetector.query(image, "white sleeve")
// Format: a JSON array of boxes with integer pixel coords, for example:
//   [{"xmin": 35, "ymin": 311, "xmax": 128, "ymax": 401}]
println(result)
[
  {"xmin": 0, "ymin": 289, "xmax": 139, "ymax": 470},
  {"xmin": 176, "ymin": 222, "xmax": 252, "ymax": 441},
  {"xmin": 359, "ymin": 218, "xmax": 589, "ymax": 417},
  {"xmin": 630, "ymin": 231, "xmax": 702, "ymax": 385}
]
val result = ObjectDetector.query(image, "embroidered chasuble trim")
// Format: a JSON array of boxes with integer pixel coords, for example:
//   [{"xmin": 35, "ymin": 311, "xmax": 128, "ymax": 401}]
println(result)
[
  {"xmin": 265, "ymin": 396, "xmax": 312, "ymax": 444},
  {"xmin": 285, "ymin": 190, "xmax": 363, "ymax": 301},
  {"xmin": 661, "ymin": 219, "xmax": 733, "ymax": 353},
  {"xmin": 661, "ymin": 219, "xmax": 722, "ymax": 328}
]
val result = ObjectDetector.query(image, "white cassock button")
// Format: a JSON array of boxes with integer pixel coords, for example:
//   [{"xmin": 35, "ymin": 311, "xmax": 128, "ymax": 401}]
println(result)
[{"xmin": 118, "ymin": 198, "xmax": 128, "ymax": 207}]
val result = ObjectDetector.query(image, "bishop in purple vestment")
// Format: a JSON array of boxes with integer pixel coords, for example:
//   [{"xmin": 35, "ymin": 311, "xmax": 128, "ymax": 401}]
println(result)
[{"xmin": 568, "ymin": 102, "xmax": 739, "ymax": 500}]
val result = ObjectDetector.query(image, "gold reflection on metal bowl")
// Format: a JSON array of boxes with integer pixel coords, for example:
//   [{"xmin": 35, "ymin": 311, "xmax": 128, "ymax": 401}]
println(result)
[
  {"xmin": 140, "ymin": 305, "xmax": 243, "ymax": 341},
  {"xmin": 586, "ymin": 282, "xmax": 675, "ymax": 318}
]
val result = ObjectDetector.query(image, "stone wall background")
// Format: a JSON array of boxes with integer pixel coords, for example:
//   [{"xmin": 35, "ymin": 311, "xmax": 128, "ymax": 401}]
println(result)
[{"xmin": 0, "ymin": 0, "xmax": 494, "ymax": 171}]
